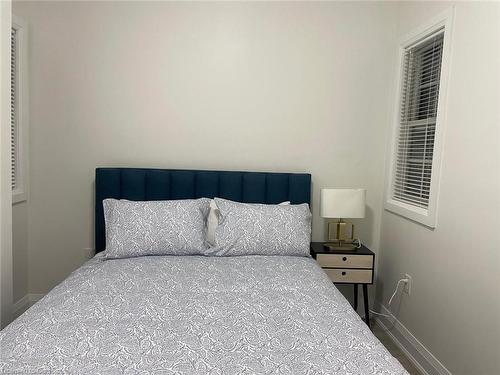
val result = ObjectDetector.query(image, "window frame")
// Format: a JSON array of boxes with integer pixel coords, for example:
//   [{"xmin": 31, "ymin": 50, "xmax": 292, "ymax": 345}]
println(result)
[
  {"xmin": 11, "ymin": 15, "xmax": 28, "ymax": 205},
  {"xmin": 384, "ymin": 8, "xmax": 454, "ymax": 228}
]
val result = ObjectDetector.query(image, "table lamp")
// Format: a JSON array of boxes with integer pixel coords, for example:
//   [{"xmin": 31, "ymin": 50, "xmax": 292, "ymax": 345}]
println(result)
[{"xmin": 320, "ymin": 188, "xmax": 366, "ymax": 250}]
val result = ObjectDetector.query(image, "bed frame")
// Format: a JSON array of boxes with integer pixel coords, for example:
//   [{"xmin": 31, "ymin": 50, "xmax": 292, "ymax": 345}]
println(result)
[{"xmin": 94, "ymin": 168, "xmax": 312, "ymax": 252}]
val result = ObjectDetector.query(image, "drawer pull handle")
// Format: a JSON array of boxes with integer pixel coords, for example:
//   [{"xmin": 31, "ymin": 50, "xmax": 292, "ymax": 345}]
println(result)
[
  {"xmin": 342, "ymin": 271, "xmax": 346, "ymax": 276},
  {"xmin": 342, "ymin": 257, "xmax": 347, "ymax": 261}
]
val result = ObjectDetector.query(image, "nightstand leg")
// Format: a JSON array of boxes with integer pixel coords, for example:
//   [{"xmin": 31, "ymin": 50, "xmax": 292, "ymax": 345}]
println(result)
[
  {"xmin": 353, "ymin": 284, "xmax": 358, "ymax": 311},
  {"xmin": 362, "ymin": 284, "xmax": 370, "ymax": 328}
]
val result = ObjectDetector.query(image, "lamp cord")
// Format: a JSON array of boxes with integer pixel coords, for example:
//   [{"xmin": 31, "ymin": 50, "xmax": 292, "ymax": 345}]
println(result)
[{"xmin": 369, "ymin": 278, "xmax": 407, "ymax": 326}]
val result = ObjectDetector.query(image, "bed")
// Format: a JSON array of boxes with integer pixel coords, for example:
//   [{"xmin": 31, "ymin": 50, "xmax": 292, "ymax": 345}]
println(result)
[{"xmin": 0, "ymin": 168, "xmax": 408, "ymax": 374}]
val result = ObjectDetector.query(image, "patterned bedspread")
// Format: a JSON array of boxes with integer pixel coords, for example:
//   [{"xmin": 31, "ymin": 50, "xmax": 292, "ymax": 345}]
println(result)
[{"xmin": 0, "ymin": 255, "xmax": 407, "ymax": 374}]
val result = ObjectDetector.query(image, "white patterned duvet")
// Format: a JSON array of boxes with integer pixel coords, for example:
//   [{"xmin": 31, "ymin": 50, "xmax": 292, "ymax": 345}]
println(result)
[{"xmin": 0, "ymin": 254, "xmax": 408, "ymax": 374}]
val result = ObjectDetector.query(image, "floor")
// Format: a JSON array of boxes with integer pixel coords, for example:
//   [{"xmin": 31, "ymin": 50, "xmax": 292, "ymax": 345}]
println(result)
[{"xmin": 372, "ymin": 322, "xmax": 421, "ymax": 375}]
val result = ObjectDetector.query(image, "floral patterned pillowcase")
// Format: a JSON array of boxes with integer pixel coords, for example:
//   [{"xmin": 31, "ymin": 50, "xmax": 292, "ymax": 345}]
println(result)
[
  {"xmin": 103, "ymin": 198, "xmax": 210, "ymax": 259},
  {"xmin": 206, "ymin": 198, "xmax": 312, "ymax": 257},
  {"xmin": 205, "ymin": 199, "xmax": 291, "ymax": 247}
]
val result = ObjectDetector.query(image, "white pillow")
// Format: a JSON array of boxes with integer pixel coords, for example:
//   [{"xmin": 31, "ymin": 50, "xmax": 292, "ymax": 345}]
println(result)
[
  {"xmin": 205, "ymin": 199, "xmax": 290, "ymax": 246},
  {"xmin": 103, "ymin": 198, "xmax": 210, "ymax": 259}
]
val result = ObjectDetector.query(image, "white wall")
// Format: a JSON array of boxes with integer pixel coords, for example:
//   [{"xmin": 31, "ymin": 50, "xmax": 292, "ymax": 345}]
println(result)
[
  {"xmin": 377, "ymin": 2, "xmax": 500, "ymax": 375},
  {"xmin": 12, "ymin": 1, "xmax": 397, "ymax": 296},
  {"xmin": 0, "ymin": 0, "xmax": 13, "ymax": 329},
  {"xmin": 7, "ymin": 2, "xmax": 500, "ymax": 373},
  {"xmin": 12, "ymin": 202, "xmax": 28, "ymax": 303}
]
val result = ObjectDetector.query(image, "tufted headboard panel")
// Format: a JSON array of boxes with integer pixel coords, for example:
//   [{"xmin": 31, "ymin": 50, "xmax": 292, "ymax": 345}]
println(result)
[{"xmin": 95, "ymin": 168, "xmax": 312, "ymax": 252}]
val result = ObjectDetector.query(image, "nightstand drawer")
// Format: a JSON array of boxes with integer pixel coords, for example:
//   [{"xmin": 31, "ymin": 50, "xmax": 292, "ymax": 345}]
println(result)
[
  {"xmin": 324, "ymin": 269, "xmax": 373, "ymax": 284},
  {"xmin": 316, "ymin": 254, "xmax": 372, "ymax": 269}
]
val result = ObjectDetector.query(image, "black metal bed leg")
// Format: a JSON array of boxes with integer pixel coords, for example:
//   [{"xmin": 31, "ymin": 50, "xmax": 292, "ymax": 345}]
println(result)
[
  {"xmin": 362, "ymin": 284, "xmax": 370, "ymax": 328},
  {"xmin": 353, "ymin": 284, "xmax": 358, "ymax": 311}
]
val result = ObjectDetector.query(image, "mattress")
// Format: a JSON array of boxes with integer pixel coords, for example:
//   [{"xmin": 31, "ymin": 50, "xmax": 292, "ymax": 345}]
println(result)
[{"xmin": 0, "ymin": 255, "xmax": 408, "ymax": 374}]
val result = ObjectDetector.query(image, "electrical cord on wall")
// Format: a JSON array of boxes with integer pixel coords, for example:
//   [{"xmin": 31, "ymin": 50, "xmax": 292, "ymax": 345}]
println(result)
[
  {"xmin": 346, "ymin": 239, "xmax": 404, "ymax": 328},
  {"xmin": 369, "ymin": 278, "xmax": 408, "ymax": 329}
]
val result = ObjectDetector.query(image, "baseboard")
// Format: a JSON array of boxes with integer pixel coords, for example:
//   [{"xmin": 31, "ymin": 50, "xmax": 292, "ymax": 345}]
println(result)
[
  {"xmin": 374, "ymin": 302, "xmax": 451, "ymax": 375},
  {"xmin": 12, "ymin": 295, "xmax": 30, "ymax": 318},
  {"xmin": 28, "ymin": 293, "xmax": 45, "ymax": 304},
  {"xmin": 12, "ymin": 293, "xmax": 45, "ymax": 319}
]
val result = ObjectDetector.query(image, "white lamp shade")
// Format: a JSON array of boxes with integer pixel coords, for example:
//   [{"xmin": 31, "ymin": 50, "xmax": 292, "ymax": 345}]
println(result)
[{"xmin": 320, "ymin": 189, "xmax": 366, "ymax": 218}]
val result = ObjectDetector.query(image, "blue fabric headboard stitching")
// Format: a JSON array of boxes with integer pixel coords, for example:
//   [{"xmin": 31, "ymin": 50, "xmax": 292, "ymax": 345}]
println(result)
[{"xmin": 95, "ymin": 168, "xmax": 311, "ymax": 253}]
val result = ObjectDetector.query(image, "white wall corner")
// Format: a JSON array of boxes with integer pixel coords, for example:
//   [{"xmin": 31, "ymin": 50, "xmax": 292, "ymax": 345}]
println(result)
[{"xmin": 374, "ymin": 302, "xmax": 452, "ymax": 375}]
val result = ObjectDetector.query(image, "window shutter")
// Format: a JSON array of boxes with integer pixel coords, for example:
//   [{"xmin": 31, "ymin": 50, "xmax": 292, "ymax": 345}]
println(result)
[
  {"xmin": 11, "ymin": 27, "xmax": 17, "ymax": 191},
  {"xmin": 392, "ymin": 30, "xmax": 444, "ymax": 209}
]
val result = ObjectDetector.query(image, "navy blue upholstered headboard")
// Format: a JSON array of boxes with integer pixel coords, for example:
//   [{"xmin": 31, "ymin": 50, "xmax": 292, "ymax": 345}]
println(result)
[{"xmin": 95, "ymin": 168, "xmax": 311, "ymax": 252}]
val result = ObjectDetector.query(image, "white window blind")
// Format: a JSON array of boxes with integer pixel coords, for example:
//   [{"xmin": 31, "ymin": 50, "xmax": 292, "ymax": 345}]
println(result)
[
  {"xmin": 11, "ymin": 27, "xmax": 18, "ymax": 191},
  {"xmin": 10, "ymin": 16, "xmax": 28, "ymax": 204},
  {"xmin": 392, "ymin": 30, "xmax": 444, "ymax": 209}
]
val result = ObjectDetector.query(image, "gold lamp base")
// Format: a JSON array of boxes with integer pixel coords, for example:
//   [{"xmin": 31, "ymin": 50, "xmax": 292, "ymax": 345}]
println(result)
[{"xmin": 324, "ymin": 219, "xmax": 360, "ymax": 251}]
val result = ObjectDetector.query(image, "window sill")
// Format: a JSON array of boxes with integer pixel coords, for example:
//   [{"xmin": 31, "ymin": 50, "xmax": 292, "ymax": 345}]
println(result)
[
  {"xmin": 12, "ymin": 190, "xmax": 27, "ymax": 205},
  {"xmin": 384, "ymin": 199, "xmax": 436, "ymax": 229}
]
